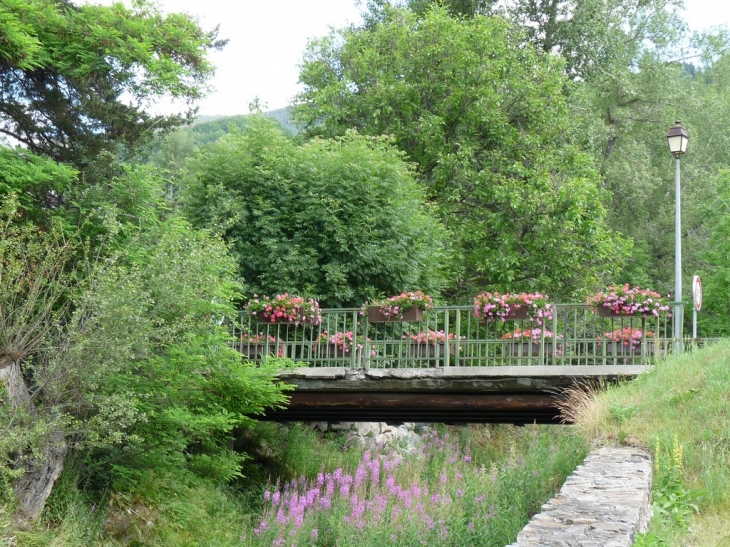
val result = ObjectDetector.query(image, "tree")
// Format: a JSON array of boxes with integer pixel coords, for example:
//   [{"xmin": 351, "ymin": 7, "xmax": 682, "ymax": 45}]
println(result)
[
  {"xmin": 183, "ymin": 116, "xmax": 448, "ymax": 307},
  {"xmin": 503, "ymin": 0, "xmax": 687, "ymax": 81},
  {"xmin": 293, "ymin": 7, "xmax": 627, "ymax": 298},
  {"xmin": 0, "ymin": 0, "xmax": 224, "ymax": 169},
  {"xmin": 698, "ymin": 175, "xmax": 730, "ymax": 336},
  {"xmin": 499, "ymin": 0, "xmax": 730, "ymax": 302},
  {"xmin": 0, "ymin": 204, "xmax": 290, "ymax": 523}
]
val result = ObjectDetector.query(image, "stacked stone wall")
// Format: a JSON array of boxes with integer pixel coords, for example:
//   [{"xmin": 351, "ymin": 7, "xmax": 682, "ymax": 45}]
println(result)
[{"xmin": 507, "ymin": 446, "xmax": 652, "ymax": 547}]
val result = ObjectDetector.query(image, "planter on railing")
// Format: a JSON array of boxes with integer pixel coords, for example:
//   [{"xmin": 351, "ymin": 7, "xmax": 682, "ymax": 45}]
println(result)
[
  {"xmin": 255, "ymin": 307, "xmax": 320, "ymax": 325},
  {"xmin": 239, "ymin": 343, "xmax": 285, "ymax": 360},
  {"xmin": 367, "ymin": 305, "xmax": 424, "ymax": 323},
  {"xmin": 409, "ymin": 342, "xmax": 459, "ymax": 366},
  {"xmin": 599, "ymin": 328, "xmax": 655, "ymax": 357},
  {"xmin": 313, "ymin": 331, "xmax": 374, "ymax": 363},
  {"xmin": 587, "ymin": 285, "xmax": 670, "ymax": 318},
  {"xmin": 502, "ymin": 307, "xmax": 529, "ymax": 320},
  {"xmin": 237, "ymin": 333, "xmax": 285, "ymax": 360},
  {"xmin": 505, "ymin": 342, "xmax": 555, "ymax": 357},
  {"xmin": 603, "ymin": 341, "xmax": 655, "ymax": 357},
  {"xmin": 365, "ymin": 291, "xmax": 432, "ymax": 323},
  {"xmin": 314, "ymin": 344, "xmax": 354, "ymax": 360},
  {"xmin": 501, "ymin": 328, "xmax": 561, "ymax": 359},
  {"xmin": 246, "ymin": 293, "xmax": 322, "ymax": 325},
  {"xmin": 473, "ymin": 292, "xmax": 552, "ymax": 325}
]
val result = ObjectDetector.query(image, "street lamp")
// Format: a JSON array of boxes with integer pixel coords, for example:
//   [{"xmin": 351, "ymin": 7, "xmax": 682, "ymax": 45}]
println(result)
[{"xmin": 666, "ymin": 121, "xmax": 689, "ymax": 355}]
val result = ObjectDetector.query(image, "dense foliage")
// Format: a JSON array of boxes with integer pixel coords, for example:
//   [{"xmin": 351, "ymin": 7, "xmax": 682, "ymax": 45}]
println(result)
[
  {"xmin": 184, "ymin": 117, "xmax": 448, "ymax": 307},
  {"xmin": 0, "ymin": 0, "xmax": 293, "ymax": 528},
  {"xmin": 293, "ymin": 7, "xmax": 627, "ymax": 299}
]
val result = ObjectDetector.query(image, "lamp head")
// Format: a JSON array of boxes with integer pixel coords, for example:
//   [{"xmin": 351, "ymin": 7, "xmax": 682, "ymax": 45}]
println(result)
[{"xmin": 667, "ymin": 121, "xmax": 689, "ymax": 157}]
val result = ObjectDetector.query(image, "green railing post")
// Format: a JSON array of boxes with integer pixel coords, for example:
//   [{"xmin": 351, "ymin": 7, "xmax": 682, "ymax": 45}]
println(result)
[
  {"xmin": 350, "ymin": 310, "xmax": 358, "ymax": 369},
  {"xmin": 363, "ymin": 313, "xmax": 370, "ymax": 370},
  {"xmin": 454, "ymin": 309, "xmax": 461, "ymax": 367},
  {"xmin": 551, "ymin": 306, "xmax": 558, "ymax": 366},
  {"xmin": 444, "ymin": 309, "xmax": 450, "ymax": 368}
]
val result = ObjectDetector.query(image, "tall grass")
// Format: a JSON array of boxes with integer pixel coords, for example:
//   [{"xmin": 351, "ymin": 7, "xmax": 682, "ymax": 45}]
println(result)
[{"xmin": 568, "ymin": 341, "xmax": 730, "ymax": 546}]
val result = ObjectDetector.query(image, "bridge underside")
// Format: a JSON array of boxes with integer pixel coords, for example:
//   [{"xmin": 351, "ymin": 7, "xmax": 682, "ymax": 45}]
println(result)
[
  {"xmin": 261, "ymin": 365, "xmax": 650, "ymax": 425},
  {"xmin": 261, "ymin": 391, "xmax": 561, "ymax": 424}
]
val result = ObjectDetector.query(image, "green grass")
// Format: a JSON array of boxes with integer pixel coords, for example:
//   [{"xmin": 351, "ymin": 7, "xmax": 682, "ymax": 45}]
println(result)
[{"xmin": 569, "ymin": 341, "xmax": 730, "ymax": 546}]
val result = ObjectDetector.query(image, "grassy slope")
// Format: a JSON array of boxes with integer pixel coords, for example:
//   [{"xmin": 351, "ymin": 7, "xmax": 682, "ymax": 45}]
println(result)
[{"xmin": 571, "ymin": 341, "xmax": 730, "ymax": 546}]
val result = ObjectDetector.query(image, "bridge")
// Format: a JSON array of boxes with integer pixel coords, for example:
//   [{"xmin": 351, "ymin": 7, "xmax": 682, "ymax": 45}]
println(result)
[{"xmin": 230, "ymin": 304, "xmax": 700, "ymax": 424}]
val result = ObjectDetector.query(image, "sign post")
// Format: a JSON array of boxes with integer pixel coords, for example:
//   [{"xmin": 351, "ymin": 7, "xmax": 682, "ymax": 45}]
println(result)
[{"xmin": 692, "ymin": 275, "xmax": 702, "ymax": 339}]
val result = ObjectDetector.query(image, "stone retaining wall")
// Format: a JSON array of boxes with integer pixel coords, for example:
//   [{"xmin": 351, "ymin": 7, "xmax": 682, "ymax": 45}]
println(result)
[{"xmin": 507, "ymin": 446, "xmax": 652, "ymax": 547}]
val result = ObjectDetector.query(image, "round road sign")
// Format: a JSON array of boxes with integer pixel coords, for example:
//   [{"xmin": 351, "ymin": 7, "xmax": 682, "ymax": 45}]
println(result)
[{"xmin": 692, "ymin": 275, "xmax": 702, "ymax": 311}]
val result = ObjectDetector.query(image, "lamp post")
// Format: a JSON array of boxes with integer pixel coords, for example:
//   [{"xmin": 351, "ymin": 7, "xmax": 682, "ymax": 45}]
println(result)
[{"xmin": 666, "ymin": 121, "xmax": 689, "ymax": 355}]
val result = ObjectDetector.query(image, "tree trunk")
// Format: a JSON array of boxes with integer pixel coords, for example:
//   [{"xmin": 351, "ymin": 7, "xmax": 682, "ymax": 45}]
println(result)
[
  {"xmin": 13, "ymin": 429, "xmax": 67, "ymax": 524},
  {"xmin": 1, "ymin": 354, "xmax": 66, "ymax": 524}
]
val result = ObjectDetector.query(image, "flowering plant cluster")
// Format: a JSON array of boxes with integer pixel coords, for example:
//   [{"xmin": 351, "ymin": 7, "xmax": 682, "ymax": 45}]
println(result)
[
  {"xmin": 600, "ymin": 327, "xmax": 654, "ymax": 348},
  {"xmin": 316, "ymin": 331, "xmax": 375, "ymax": 356},
  {"xmin": 500, "ymin": 328, "xmax": 561, "ymax": 342},
  {"xmin": 473, "ymin": 292, "xmax": 552, "ymax": 325},
  {"xmin": 586, "ymin": 285, "xmax": 670, "ymax": 317},
  {"xmin": 403, "ymin": 330, "xmax": 458, "ymax": 346},
  {"xmin": 246, "ymin": 293, "xmax": 322, "ymax": 325},
  {"xmin": 252, "ymin": 432, "xmax": 479, "ymax": 546},
  {"xmin": 367, "ymin": 291, "xmax": 434, "ymax": 320},
  {"xmin": 250, "ymin": 427, "xmax": 572, "ymax": 547},
  {"xmin": 240, "ymin": 333, "xmax": 279, "ymax": 344}
]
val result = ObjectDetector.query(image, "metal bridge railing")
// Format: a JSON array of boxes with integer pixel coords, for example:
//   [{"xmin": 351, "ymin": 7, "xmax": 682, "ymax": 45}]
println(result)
[{"xmin": 229, "ymin": 303, "xmax": 715, "ymax": 368}]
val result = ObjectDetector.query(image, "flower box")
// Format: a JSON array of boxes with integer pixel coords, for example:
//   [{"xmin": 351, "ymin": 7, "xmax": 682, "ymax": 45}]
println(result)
[
  {"xmin": 503, "ymin": 307, "xmax": 529, "ymax": 320},
  {"xmin": 255, "ymin": 307, "xmax": 319, "ymax": 324},
  {"xmin": 409, "ymin": 342, "xmax": 458, "ymax": 358},
  {"xmin": 587, "ymin": 285, "xmax": 670, "ymax": 318},
  {"xmin": 246, "ymin": 293, "xmax": 322, "ymax": 325},
  {"xmin": 239, "ymin": 343, "xmax": 284, "ymax": 360},
  {"xmin": 315, "ymin": 343, "xmax": 351, "ymax": 359},
  {"xmin": 598, "ymin": 327, "xmax": 655, "ymax": 357},
  {"xmin": 603, "ymin": 341, "xmax": 655, "ymax": 357},
  {"xmin": 473, "ymin": 292, "xmax": 552, "ymax": 324},
  {"xmin": 367, "ymin": 305, "xmax": 424, "ymax": 323},
  {"xmin": 314, "ymin": 331, "xmax": 375, "ymax": 361},
  {"xmin": 364, "ymin": 291, "xmax": 433, "ymax": 322},
  {"xmin": 237, "ymin": 333, "xmax": 285, "ymax": 360},
  {"xmin": 597, "ymin": 307, "xmax": 627, "ymax": 318},
  {"xmin": 506, "ymin": 342, "xmax": 555, "ymax": 358}
]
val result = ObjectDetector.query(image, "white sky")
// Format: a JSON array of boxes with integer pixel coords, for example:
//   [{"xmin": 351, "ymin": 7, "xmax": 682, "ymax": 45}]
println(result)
[{"xmin": 145, "ymin": 0, "xmax": 727, "ymax": 116}]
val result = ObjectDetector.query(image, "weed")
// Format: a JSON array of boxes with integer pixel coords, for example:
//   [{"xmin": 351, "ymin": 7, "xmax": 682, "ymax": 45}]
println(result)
[{"xmin": 652, "ymin": 434, "xmax": 700, "ymax": 529}]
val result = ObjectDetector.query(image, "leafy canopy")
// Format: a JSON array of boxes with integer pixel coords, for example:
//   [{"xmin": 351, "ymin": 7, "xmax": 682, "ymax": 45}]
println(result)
[
  {"xmin": 0, "ymin": 0, "xmax": 224, "ymax": 167},
  {"xmin": 183, "ymin": 116, "xmax": 448, "ymax": 307},
  {"xmin": 293, "ymin": 6, "xmax": 627, "ymax": 298}
]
